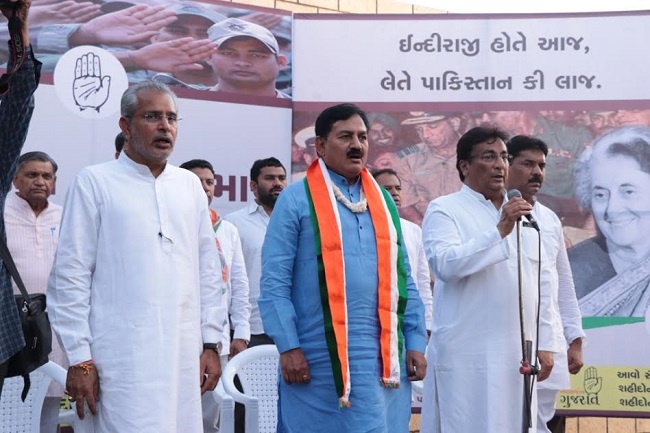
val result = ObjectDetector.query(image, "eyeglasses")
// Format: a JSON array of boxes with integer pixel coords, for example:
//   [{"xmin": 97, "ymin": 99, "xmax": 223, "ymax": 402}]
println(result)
[
  {"xmin": 473, "ymin": 152, "xmax": 512, "ymax": 164},
  {"xmin": 128, "ymin": 112, "xmax": 181, "ymax": 126}
]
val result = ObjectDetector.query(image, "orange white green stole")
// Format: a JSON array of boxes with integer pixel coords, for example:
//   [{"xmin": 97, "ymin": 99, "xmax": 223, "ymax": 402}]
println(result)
[
  {"xmin": 210, "ymin": 208, "xmax": 229, "ymax": 293},
  {"xmin": 304, "ymin": 158, "xmax": 407, "ymax": 407}
]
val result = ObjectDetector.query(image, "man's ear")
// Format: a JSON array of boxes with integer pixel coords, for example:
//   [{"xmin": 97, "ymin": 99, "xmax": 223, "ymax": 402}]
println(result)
[
  {"xmin": 458, "ymin": 160, "xmax": 469, "ymax": 178},
  {"xmin": 315, "ymin": 136, "xmax": 326, "ymax": 158},
  {"xmin": 277, "ymin": 54, "xmax": 289, "ymax": 69},
  {"xmin": 119, "ymin": 117, "xmax": 130, "ymax": 138}
]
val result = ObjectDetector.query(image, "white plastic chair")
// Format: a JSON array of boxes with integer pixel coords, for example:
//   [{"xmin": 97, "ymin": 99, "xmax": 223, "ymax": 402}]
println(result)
[
  {"xmin": 0, "ymin": 361, "xmax": 92, "ymax": 433},
  {"xmin": 212, "ymin": 379, "xmax": 235, "ymax": 433},
  {"xmin": 220, "ymin": 345, "xmax": 280, "ymax": 433}
]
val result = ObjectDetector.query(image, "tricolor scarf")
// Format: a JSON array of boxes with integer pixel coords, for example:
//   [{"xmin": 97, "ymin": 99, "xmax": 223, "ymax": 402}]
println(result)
[
  {"xmin": 304, "ymin": 158, "xmax": 408, "ymax": 407},
  {"xmin": 210, "ymin": 208, "xmax": 229, "ymax": 293}
]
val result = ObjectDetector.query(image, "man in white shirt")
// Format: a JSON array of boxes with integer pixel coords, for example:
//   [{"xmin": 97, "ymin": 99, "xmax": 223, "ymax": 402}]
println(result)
[
  {"xmin": 224, "ymin": 157, "xmax": 286, "ymax": 433},
  {"xmin": 372, "ymin": 168, "xmax": 434, "ymax": 335},
  {"xmin": 181, "ymin": 158, "xmax": 252, "ymax": 433},
  {"xmin": 506, "ymin": 135, "xmax": 585, "ymax": 433},
  {"xmin": 48, "ymin": 81, "xmax": 226, "ymax": 432},
  {"xmin": 224, "ymin": 157, "xmax": 287, "ymax": 348},
  {"xmin": 5, "ymin": 151, "xmax": 63, "ymax": 433}
]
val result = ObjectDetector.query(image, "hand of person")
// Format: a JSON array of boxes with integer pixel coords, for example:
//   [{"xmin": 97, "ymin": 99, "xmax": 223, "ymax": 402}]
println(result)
[
  {"xmin": 128, "ymin": 38, "xmax": 218, "ymax": 73},
  {"xmin": 73, "ymin": 52, "xmax": 110, "ymax": 112},
  {"xmin": 406, "ymin": 350, "xmax": 427, "ymax": 381},
  {"xmin": 280, "ymin": 348, "xmax": 310, "ymax": 385},
  {"xmin": 567, "ymin": 338, "xmax": 584, "ymax": 375},
  {"xmin": 30, "ymin": 1, "xmax": 100, "ymax": 27},
  {"xmin": 70, "ymin": 4, "xmax": 177, "ymax": 46},
  {"xmin": 228, "ymin": 339, "xmax": 248, "ymax": 360},
  {"xmin": 199, "ymin": 349, "xmax": 222, "ymax": 395},
  {"xmin": 536, "ymin": 350, "xmax": 554, "ymax": 382},
  {"xmin": 66, "ymin": 361, "xmax": 100, "ymax": 419},
  {"xmin": 497, "ymin": 196, "xmax": 533, "ymax": 238}
]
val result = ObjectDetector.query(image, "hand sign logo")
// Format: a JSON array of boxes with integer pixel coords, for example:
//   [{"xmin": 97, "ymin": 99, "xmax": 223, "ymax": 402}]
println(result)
[
  {"xmin": 583, "ymin": 366, "xmax": 603, "ymax": 395},
  {"xmin": 73, "ymin": 52, "xmax": 111, "ymax": 112},
  {"xmin": 54, "ymin": 46, "xmax": 128, "ymax": 119}
]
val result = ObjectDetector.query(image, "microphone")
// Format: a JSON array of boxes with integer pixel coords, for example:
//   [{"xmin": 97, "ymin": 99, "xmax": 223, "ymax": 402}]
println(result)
[{"xmin": 506, "ymin": 189, "xmax": 540, "ymax": 231}]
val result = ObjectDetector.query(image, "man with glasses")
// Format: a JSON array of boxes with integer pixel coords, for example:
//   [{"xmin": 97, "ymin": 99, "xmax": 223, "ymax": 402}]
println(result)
[
  {"xmin": 420, "ymin": 126, "xmax": 556, "ymax": 433},
  {"xmin": 48, "ymin": 80, "xmax": 228, "ymax": 432}
]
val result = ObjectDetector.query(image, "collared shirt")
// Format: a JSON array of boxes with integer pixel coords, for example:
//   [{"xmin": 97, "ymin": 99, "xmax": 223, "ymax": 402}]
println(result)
[
  {"xmin": 0, "ymin": 46, "xmax": 41, "ymax": 364},
  {"xmin": 224, "ymin": 201, "xmax": 270, "ymax": 335},
  {"xmin": 5, "ymin": 193, "xmax": 61, "ymax": 295}
]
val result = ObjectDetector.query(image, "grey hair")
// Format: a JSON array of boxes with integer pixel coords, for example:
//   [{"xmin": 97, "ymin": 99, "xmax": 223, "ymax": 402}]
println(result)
[
  {"xmin": 120, "ymin": 81, "xmax": 179, "ymax": 118},
  {"xmin": 574, "ymin": 125, "xmax": 650, "ymax": 209},
  {"xmin": 17, "ymin": 151, "xmax": 58, "ymax": 174}
]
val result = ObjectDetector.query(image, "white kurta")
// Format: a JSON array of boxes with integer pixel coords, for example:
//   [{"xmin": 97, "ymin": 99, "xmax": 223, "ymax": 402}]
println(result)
[
  {"xmin": 48, "ymin": 153, "xmax": 226, "ymax": 433},
  {"xmin": 215, "ymin": 218, "xmax": 251, "ymax": 342},
  {"xmin": 420, "ymin": 185, "xmax": 555, "ymax": 433},
  {"xmin": 534, "ymin": 201, "xmax": 585, "ymax": 391},
  {"xmin": 5, "ymin": 193, "xmax": 66, "ymax": 395},
  {"xmin": 401, "ymin": 217, "xmax": 434, "ymax": 330}
]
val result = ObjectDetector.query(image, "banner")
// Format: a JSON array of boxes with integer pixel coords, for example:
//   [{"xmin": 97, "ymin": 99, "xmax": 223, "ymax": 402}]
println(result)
[
  {"xmin": 12, "ymin": 0, "xmax": 293, "ymax": 215},
  {"xmin": 293, "ymin": 11, "xmax": 650, "ymax": 417}
]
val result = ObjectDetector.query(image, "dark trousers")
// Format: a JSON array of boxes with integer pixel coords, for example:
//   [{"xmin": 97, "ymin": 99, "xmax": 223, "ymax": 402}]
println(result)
[
  {"xmin": 547, "ymin": 415, "xmax": 566, "ymax": 433},
  {"xmin": 234, "ymin": 333, "xmax": 274, "ymax": 433},
  {"xmin": 0, "ymin": 359, "xmax": 9, "ymax": 396}
]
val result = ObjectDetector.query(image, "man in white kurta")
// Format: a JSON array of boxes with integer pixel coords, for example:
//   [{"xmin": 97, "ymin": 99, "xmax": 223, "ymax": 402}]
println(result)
[
  {"xmin": 372, "ymin": 168, "xmax": 434, "ymax": 331},
  {"xmin": 505, "ymin": 135, "xmax": 585, "ymax": 433},
  {"xmin": 420, "ymin": 127, "xmax": 556, "ymax": 433},
  {"xmin": 48, "ymin": 81, "xmax": 226, "ymax": 433}
]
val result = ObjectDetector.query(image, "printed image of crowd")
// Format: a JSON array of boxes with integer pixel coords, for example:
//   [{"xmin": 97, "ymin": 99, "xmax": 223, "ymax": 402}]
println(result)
[
  {"xmin": 0, "ymin": 0, "xmax": 292, "ymax": 99},
  {"xmin": 293, "ymin": 107, "xmax": 650, "ymax": 318}
]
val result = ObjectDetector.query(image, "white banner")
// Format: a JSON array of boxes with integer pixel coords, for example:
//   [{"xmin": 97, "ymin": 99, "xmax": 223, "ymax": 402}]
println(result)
[{"xmin": 294, "ymin": 12, "xmax": 650, "ymax": 103}]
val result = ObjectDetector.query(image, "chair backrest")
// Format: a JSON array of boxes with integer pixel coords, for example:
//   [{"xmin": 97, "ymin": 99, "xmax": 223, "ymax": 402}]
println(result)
[
  {"xmin": 221, "ymin": 345, "xmax": 280, "ymax": 433},
  {"xmin": 0, "ymin": 370, "xmax": 51, "ymax": 433},
  {"xmin": 0, "ymin": 361, "xmax": 92, "ymax": 433}
]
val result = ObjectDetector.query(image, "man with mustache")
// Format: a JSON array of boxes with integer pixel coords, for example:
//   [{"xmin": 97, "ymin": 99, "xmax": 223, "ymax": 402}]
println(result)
[
  {"xmin": 420, "ymin": 127, "xmax": 556, "ymax": 433},
  {"xmin": 4, "ymin": 152, "xmax": 64, "ymax": 432},
  {"xmin": 224, "ymin": 156, "xmax": 286, "ymax": 432},
  {"xmin": 506, "ymin": 135, "xmax": 585, "ymax": 433},
  {"xmin": 259, "ymin": 104, "xmax": 427, "ymax": 432},
  {"xmin": 48, "ymin": 81, "xmax": 227, "ymax": 432},
  {"xmin": 207, "ymin": 18, "xmax": 289, "ymax": 98}
]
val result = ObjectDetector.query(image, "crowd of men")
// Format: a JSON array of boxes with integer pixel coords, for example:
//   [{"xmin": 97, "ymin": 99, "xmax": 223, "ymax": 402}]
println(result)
[{"xmin": 0, "ymin": 1, "xmax": 596, "ymax": 433}]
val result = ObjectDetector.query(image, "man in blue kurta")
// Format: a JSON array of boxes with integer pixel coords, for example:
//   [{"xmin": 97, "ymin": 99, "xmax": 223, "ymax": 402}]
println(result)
[{"xmin": 259, "ymin": 103, "xmax": 427, "ymax": 433}]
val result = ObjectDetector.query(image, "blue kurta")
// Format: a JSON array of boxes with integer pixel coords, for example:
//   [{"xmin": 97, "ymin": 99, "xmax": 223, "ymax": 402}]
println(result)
[{"xmin": 259, "ymin": 170, "xmax": 427, "ymax": 433}]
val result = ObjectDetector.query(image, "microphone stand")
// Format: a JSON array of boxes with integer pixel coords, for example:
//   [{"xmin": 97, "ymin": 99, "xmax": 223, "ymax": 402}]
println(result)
[{"xmin": 516, "ymin": 219, "xmax": 536, "ymax": 433}]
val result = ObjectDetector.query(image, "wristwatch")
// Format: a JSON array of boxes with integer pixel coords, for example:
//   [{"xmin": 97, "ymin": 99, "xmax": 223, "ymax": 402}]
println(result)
[{"xmin": 203, "ymin": 342, "xmax": 223, "ymax": 355}]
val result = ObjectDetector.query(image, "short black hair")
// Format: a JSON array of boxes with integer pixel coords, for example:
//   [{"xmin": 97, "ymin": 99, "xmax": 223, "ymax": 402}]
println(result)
[
  {"xmin": 115, "ymin": 132, "xmax": 126, "ymax": 154},
  {"xmin": 371, "ymin": 168, "xmax": 400, "ymax": 182},
  {"xmin": 506, "ymin": 135, "xmax": 549, "ymax": 161},
  {"xmin": 315, "ymin": 103, "xmax": 370, "ymax": 139},
  {"xmin": 456, "ymin": 126, "xmax": 509, "ymax": 181},
  {"xmin": 17, "ymin": 151, "xmax": 58, "ymax": 174},
  {"xmin": 250, "ymin": 157, "xmax": 285, "ymax": 183},
  {"xmin": 180, "ymin": 159, "xmax": 214, "ymax": 173}
]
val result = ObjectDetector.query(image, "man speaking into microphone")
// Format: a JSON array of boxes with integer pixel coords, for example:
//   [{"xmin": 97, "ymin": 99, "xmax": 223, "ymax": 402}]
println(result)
[
  {"xmin": 506, "ymin": 135, "xmax": 585, "ymax": 433},
  {"xmin": 420, "ymin": 126, "xmax": 556, "ymax": 433}
]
